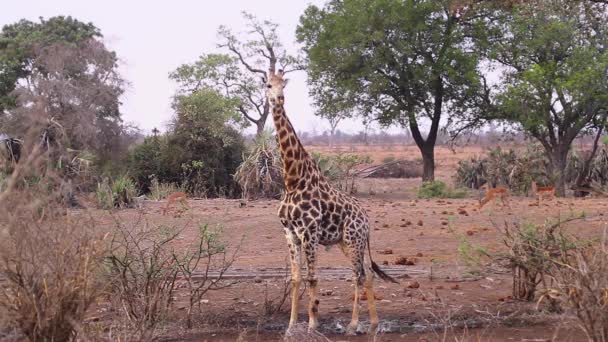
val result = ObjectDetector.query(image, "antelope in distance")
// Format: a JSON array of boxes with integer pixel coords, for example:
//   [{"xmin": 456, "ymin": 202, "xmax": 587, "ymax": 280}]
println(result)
[
  {"xmin": 478, "ymin": 183, "xmax": 511, "ymax": 210},
  {"xmin": 531, "ymin": 181, "xmax": 555, "ymax": 205},
  {"xmin": 161, "ymin": 192, "xmax": 190, "ymax": 215}
]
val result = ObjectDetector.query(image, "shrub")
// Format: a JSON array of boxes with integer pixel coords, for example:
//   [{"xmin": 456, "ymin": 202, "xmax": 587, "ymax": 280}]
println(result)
[
  {"xmin": 551, "ymin": 234, "xmax": 608, "ymax": 342},
  {"xmin": 95, "ymin": 175, "xmax": 138, "ymax": 209},
  {"xmin": 104, "ymin": 218, "xmax": 181, "ymax": 339},
  {"xmin": 542, "ymin": 230, "xmax": 608, "ymax": 341},
  {"xmin": 104, "ymin": 218, "xmax": 238, "ymax": 336},
  {"xmin": 95, "ymin": 179, "xmax": 114, "ymax": 209},
  {"xmin": 234, "ymin": 131, "xmax": 283, "ymax": 199},
  {"xmin": 454, "ymin": 157, "xmax": 486, "ymax": 189},
  {"xmin": 172, "ymin": 224, "xmax": 238, "ymax": 328},
  {"xmin": 148, "ymin": 176, "xmax": 186, "ymax": 201},
  {"xmin": 381, "ymin": 155, "xmax": 396, "ymax": 164},
  {"xmin": 497, "ymin": 218, "xmax": 581, "ymax": 301},
  {"xmin": 111, "ymin": 175, "xmax": 137, "ymax": 208},
  {"xmin": 417, "ymin": 181, "xmax": 467, "ymax": 199},
  {"xmin": 312, "ymin": 153, "xmax": 371, "ymax": 194},
  {"xmin": 128, "ymin": 126, "xmax": 244, "ymax": 198},
  {"xmin": 0, "ymin": 156, "xmax": 107, "ymax": 342}
]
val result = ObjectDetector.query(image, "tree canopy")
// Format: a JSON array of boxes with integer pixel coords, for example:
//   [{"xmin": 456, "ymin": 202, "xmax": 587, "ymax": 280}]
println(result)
[
  {"xmin": 0, "ymin": 16, "xmax": 100, "ymax": 112},
  {"xmin": 481, "ymin": 0, "xmax": 608, "ymax": 194},
  {"xmin": 297, "ymin": 0, "xmax": 486, "ymax": 180}
]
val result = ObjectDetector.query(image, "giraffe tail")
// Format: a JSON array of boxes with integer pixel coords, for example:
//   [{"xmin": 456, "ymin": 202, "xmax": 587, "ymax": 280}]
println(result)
[{"xmin": 367, "ymin": 235, "xmax": 399, "ymax": 284}]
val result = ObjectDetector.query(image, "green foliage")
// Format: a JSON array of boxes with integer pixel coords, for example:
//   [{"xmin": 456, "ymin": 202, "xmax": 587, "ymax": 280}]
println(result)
[
  {"xmin": 95, "ymin": 175, "xmax": 137, "ymax": 209},
  {"xmin": 111, "ymin": 175, "xmax": 137, "ymax": 208},
  {"xmin": 234, "ymin": 130, "xmax": 283, "ymax": 199},
  {"xmin": 454, "ymin": 157, "xmax": 486, "ymax": 190},
  {"xmin": 483, "ymin": 0, "xmax": 608, "ymax": 193},
  {"xmin": 148, "ymin": 177, "xmax": 185, "ymax": 201},
  {"xmin": 381, "ymin": 156, "xmax": 396, "ymax": 164},
  {"xmin": 0, "ymin": 16, "xmax": 100, "ymax": 111},
  {"xmin": 129, "ymin": 129, "xmax": 244, "ymax": 198},
  {"xmin": 298, "ymin": 0, "xmax": 486, "ymax": 180},
  {"xmin": 172, "ymin": 13, "xmax": 300, "ymax": 136},
  {"xmin": 312, "ymin": 152, "xmax": 371, "ymax": 193},
  {"xmin": 499, "ymin": 219, "xmax": 582, "ymax": 301},
  {"xmin": 457, "ymin": 234, "xmax": 491, "ymax": 269},
  {"xmin": 95, "ymin": 180, "xmax": 113, "ymax": 210},
  {"xmin": 417, "ymin": 181, "xmax": 467, "ymax": 199}
]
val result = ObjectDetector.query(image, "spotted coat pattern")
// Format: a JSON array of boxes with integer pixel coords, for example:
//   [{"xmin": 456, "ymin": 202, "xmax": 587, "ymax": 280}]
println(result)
[{"xmin": 265, "ymin": 70, "xmax": 396, "ymax": 335}]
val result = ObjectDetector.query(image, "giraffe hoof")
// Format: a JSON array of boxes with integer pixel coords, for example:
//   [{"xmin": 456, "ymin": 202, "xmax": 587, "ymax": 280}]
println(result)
[
  {"xmin": 345, "ymin": 322, "xmax": 358, "ymax": 335},
  {"xmin": 308, "ymin": 321, "xmax": 319, "ymax": 333},
  {"xmin": 368, "ymin": 322, "xmax": 379, "ymax": 335}
]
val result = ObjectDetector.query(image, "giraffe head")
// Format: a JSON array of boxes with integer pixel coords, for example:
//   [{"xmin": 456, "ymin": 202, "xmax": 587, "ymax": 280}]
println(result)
[{"xmin": 265, "ymin": 69, "xmax": 289, "ymax": 106}]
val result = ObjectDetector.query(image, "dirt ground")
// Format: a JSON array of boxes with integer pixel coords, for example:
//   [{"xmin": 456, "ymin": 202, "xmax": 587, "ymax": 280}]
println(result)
[{"xmin": 105, "ymin": 146, "xmax": 606, "ymax": 341}]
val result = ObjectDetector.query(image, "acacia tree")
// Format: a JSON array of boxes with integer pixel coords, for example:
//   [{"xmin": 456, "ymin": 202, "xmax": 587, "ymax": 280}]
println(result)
[
  {"xmin": 297, "ymin": 0, "xmax": 486, "ymax": 181},
  {"xmin": 311, "ymin": 79, "xmax": 351, "ymax": 148},
  {"xmin": 483, "ymin": 0, "xmax": 608, "ymax": 196},
  {"xmin": 172, "ymin": 13, "xmax": 300, "ymax": 137}
]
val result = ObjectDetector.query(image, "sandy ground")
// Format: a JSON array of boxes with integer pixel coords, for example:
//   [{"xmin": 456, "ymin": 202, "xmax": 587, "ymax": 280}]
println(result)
[{"xmin": 98, "ymin": 146, "xmax": 606, "ymax": 341}]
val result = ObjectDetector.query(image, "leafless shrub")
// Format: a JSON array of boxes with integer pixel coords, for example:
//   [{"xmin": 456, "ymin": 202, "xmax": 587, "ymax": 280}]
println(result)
[
  {"xmin": 0, "ymin": 145, "xmax": 107, "ymax": 341},
  {"xmin": 103, "ymin": 216, "xmax": 180, "ymax": 340},
  {"xmin": 542, "ymin": 228, "xmax": 608, "ymax": 342},
  {"xmin": 362, "ymin": 159, "xmax": 423, "ymax": 179},
  {"xmin": 172, "ymin": 224, "xmax": 239, "ymax": 328}
]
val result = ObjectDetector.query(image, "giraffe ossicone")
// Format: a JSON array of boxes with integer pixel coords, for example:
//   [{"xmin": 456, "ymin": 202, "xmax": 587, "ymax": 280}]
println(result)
[{"xmin": 265, "ymin": 68, "xmax": 398, "ymax": 335}]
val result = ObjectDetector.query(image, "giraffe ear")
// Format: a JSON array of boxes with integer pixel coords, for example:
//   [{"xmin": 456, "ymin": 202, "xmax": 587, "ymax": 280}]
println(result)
[{"xmin": 283, "ymin": 78, "xmax": 290, "ymax": 87}]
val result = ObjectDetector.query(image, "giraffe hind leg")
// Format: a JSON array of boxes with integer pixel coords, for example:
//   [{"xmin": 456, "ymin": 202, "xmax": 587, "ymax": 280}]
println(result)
[{"xmin": 364, "ymin": 264, "xmax": 379, "ymax": 334}]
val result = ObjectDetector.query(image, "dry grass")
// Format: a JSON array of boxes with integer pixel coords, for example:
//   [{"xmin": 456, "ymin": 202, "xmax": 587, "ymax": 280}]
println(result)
[
  {"xmin": 544, "ymin": 228, "xmax": 608, "ymax": 342},
  {"xmin": 0, "ymin": 144, "xmax": 108, "ymax": 341}
]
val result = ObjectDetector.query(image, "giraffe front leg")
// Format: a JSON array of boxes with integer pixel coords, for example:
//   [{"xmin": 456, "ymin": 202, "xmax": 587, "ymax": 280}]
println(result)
[
  {"xmin": 285, "ymin": 235, "xmax": 301, "ymax": 332},
  {"xmin": 346, "ymin": 278, "xmax": 360, "ymax": 335},
  {"xmin": 304, "ymin": 243, "xmax": 320, "ymax": 332}
]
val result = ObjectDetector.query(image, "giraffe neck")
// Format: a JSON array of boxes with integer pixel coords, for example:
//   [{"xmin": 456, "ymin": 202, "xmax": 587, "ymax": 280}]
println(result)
[{"xmin": 272, "ymin": 103, "xmax": 318, "ymax": 192}]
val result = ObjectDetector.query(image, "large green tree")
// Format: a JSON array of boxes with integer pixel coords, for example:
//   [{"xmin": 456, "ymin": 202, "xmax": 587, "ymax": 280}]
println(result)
[
  {"xmin": 297, "ymin": 0, "xmax": 485, "ymax": 181},
  {"xmin": 483, "ymin": 0, "xmax": 608, "ymax": 196},
  {"xmin": 130, "ymin": 88, "xmax": 245, "ymax": 197}
]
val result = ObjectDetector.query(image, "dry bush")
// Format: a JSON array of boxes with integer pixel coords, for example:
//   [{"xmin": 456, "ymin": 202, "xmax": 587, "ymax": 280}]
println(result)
[
  {"xmin": 172, "ymin": 224, "xmax": 239, "ymax": 328},
  {"xmin": 495, "ymin": 218, "xmax": 580, "ymax": 301},
  {"xmin": 312, "ymin": 152, "xmax": 372, "ymax": 194},
  {"xmin": 103, "ymin": 216, "xmax": 181, "ymax": 339},
  {"xmin": 363, "ymin": 159, "xmax": 423, "ymax": 179},
  {"xmin": 0, "ymin": 149, "xmax": 107, "ymax": 341},
  {"xmin": 454, "ymin": 145, "xmax": 549, "ymax": 193},
  {"xmin": 543, "ymin": 230, "xmax": 608, "ymax": 342},
  {"xmin": 104, "ymin": 218, "xmax": 239, "ymax": 337},
  {"xmin": 148, "ymin": 176, "xmax": 185, "ymax": 201},
  {"xmin": 234, "ymin": 131, "xmax": 283, "ymax": 199},
  {"xmin": 260, "ymin": 262, "xmax": 306, "ymax": 317}
]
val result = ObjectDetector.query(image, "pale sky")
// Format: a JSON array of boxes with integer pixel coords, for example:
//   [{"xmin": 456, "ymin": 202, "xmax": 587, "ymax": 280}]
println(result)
[{"xmin": 2, "ymin": 0, "xmax": 384, "ymax": 135}]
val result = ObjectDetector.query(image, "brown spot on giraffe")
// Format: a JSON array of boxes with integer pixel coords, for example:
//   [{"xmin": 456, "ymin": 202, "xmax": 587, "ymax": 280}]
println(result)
[{"xmin": 265, "ymin": 68, "xmax": 398, "ymax": 335}]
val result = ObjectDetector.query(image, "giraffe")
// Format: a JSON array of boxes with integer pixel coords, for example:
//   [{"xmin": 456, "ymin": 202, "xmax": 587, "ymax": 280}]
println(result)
[{"xmin": 265, "ymin": 69, "xmax": 398, "ymax": 335}]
